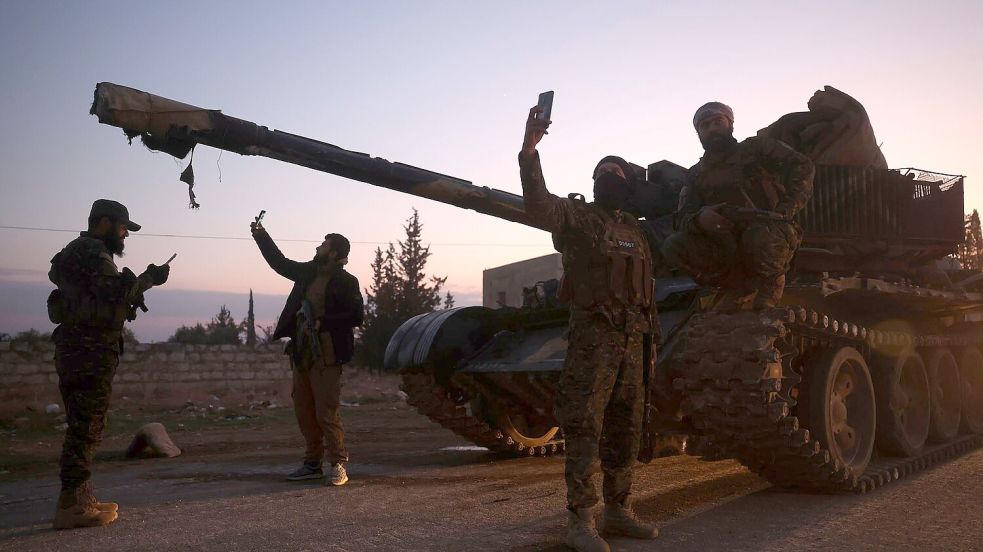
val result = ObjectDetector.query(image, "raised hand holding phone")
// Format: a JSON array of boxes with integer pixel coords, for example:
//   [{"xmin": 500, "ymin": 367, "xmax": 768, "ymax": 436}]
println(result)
[
  {"xmin": 250, "ymin": 210, "xmax": 267, "ymax": 235},
  {"xmin": 522, "ymin": 91, "xmax": 554, "ymax": 156}
]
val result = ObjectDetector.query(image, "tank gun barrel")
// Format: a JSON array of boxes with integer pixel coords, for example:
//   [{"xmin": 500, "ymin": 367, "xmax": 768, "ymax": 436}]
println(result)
[{"xmin": 89, "ymin": 82, "xmax": 539, "ymax": 228}]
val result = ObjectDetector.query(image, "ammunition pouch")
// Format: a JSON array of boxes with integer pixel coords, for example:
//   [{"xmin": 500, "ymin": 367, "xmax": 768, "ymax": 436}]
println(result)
[
  {"xmin": 47, "ymin": 289, "xmax": 65, "ymax": 324},
  {"xmin": 87, "ymin": 298, "xmax": 129, "ymax": 332},
  {"xmin": 558, "ymin": 212, "xmax": 654, "ymax": 311},
  {"xmin": 55, "ymin": 273, "xmax": 133, "ymax": 332}
]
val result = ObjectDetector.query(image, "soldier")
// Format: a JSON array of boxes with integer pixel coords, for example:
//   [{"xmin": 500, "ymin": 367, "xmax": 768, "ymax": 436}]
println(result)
[
  {"xmin": 48, "ymin": 199, "xmax": 170, "ymax": 529},
  {"xmin": 250, "ymin": 218, "xmax": 363, "ymax": 487},
  {"xmin": 662, "ymin": 102, "xmax": 815, "ymax": 310},
  {"xmin": 520, "ymin": 106, "xmax": 659, "ymax": 552}
]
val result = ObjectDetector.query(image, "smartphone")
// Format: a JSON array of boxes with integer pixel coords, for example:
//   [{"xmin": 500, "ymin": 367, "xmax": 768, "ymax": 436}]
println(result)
[
  {"xmin": 536, "ymin": 91, "xmax": 554, "ymax": 121},
  {"xmin": 255, "ymin": 210, "xmax": 266, "ymax": 225}
]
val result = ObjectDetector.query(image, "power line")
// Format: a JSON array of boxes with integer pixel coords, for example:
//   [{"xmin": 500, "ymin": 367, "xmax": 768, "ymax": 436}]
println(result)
[{"xmin": 0, "ymin": 225, "xmax": 544, "ymax": 247}]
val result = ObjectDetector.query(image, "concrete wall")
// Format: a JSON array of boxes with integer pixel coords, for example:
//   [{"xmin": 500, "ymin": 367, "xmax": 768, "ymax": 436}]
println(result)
[
  {"xmin": 482, "ymin": 253, "xmax": 563, "ymax": 308},
  {"xmin": 0, "ymin": 341, "xmax": 292, "ymax": 414}
]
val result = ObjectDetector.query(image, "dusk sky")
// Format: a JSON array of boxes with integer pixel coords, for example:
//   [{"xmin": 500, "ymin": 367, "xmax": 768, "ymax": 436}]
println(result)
[{"xmin": 1, "ymin": 1, "xmax": 981, "ymax": 341}]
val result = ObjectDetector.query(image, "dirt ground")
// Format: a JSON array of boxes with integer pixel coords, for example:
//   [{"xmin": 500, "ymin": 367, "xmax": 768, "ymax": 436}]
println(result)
[
  {"xmin": 0, "ymin": 369, "xmax": 404, "ymax": 478},
  {"xmin": 1, "ymin": 370, "xmax": 981, "ymax": 551}
]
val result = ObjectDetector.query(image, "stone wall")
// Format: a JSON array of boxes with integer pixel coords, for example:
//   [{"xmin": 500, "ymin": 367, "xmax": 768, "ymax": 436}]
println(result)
[{"xmin": 0, "ymin": 341, "xmax": 292, "ymax": 414}]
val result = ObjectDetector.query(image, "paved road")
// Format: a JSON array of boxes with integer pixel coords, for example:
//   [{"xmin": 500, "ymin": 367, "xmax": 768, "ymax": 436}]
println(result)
[{"xmin": 1, "ymin": 402, "xmax": 980, "ymax": 551}]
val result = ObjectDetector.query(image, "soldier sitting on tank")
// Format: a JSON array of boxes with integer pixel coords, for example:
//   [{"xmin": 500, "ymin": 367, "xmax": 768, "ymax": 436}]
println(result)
[
  {"xmin": 519, "ymin": 105, "xmax": 659, "ymax": 552},
  {"xmin": 662, "ymin": 102, "xmax": 815, "ymax": 311}
]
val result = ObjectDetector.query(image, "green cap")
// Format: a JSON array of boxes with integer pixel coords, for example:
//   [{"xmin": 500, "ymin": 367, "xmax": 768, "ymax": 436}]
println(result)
[{"xmin": 89, "ymin": 199, "xmax": 141, "ymax": 232}]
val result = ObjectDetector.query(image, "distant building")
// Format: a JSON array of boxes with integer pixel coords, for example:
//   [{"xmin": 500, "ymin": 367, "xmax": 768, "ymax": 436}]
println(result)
[{"xmin": 482, "ymin": 253, "xmax": 562, "ymax": 308}]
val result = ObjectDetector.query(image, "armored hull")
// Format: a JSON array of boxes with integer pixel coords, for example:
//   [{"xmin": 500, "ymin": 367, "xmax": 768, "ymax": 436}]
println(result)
[{"xmin": 388, "ymin": 166, "xmax": 983, "ymax": 491}]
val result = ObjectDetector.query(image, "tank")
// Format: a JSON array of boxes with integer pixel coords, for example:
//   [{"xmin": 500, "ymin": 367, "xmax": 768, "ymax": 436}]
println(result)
[{"xmin": 90, "ymin": 82, "xmax": 983, "ymax": 492}]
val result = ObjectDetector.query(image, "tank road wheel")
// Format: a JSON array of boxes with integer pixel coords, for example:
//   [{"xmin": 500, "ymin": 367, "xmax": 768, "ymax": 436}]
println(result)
[
  {"xmin": 490, "ymin": 409, "xmax": 560, "ymax": 449},
  {"xmin": 923, "ymin": 348, "xmax": 962, "ymax": 442},
  {"xmin": 806, "ymin": 346, "xmax": 876, "ymax": 479},
  {"xmin": 473, "ymin": 396, "xmax": 560, "ymax": 450},
  {"xmin": 957, "ymin": 347, "xmax": 983, "ymax": 434},
  {"xmin": 872, "ymin": 349, "xmax": 931, "ymax": 456}
]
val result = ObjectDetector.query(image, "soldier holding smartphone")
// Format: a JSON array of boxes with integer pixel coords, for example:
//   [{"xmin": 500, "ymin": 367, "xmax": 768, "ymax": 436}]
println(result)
[
  {"xmin": 519, "ymin": 101, "xmax": 659, "ymax": 552},
  {"xmin": 250, "ymin": 214, "xmax": 363, "ymax": 486},
  {"xmin": 48, "ymin": 199, "xmax": 171, "ymax": 529}
]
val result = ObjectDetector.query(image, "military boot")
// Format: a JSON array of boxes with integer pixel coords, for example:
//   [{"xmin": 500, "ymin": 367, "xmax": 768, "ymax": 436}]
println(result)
[
  {"xmin": 603, "ymin": 500, "xmax": 659, "ymax": 539},
  {"xmin": 79, "ymin": 480, "xmax": 119, "ymax": 512},
  {"xmin": 53, "ymin": 484, "xmax": 118, "ymax": 529},
  {"xmin": 566, "ymin": 507, "xmax": 610, "ymax": 552}
]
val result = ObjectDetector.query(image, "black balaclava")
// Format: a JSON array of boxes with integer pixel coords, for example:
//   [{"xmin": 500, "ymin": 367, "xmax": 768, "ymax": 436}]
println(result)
[{"xmin": 592, "ymin": 155, "xmax": 635, "ymax": 211}]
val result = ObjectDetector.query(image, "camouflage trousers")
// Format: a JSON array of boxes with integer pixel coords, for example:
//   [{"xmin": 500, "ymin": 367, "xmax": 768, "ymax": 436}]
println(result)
[
  {"xmin": 662, "ymin": 221, "xmax": 799, "ymax": 307},
  {"xmin": 55, "ymin": 345, "xmax": 118, "ymax": 491},
  {"xmin": 555, "ymin": 309, "xmax": 644, "ymax": 509}
]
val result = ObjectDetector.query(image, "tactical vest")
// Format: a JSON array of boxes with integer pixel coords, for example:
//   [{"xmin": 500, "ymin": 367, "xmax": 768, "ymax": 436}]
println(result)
[
  {"xmin": 555, "ymin": 202, "xmax": 654, "ymax": 311},
  {"xmin": 48, "ymin": 239, "xmax": 131, "ymax": 332},
  {"xmin": 693, "ymin": 145, "xmax": 784, "ymax": 210}
]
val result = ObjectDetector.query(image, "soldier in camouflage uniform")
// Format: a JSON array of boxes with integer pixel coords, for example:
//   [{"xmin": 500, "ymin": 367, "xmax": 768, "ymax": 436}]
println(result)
[
  {"xmin": 662, "ymin": 102, "xmax": 815, "ymax": 310},
  {"xmin": 520, "ymin": 106, "xmax": 659, "ymax": 552},
  {"xmin": 47, "ymin": 199, "xmax": 170, "ymax": 529}
]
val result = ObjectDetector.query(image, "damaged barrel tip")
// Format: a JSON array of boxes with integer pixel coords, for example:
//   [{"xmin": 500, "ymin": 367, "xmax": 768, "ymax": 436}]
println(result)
[
  {"xmin": 90, "ymin": 82, "xmax": 219, "ymax": 207},
  {"xmin": 89, "ymin": 81, "xmax": 215, "ymax": 159}
]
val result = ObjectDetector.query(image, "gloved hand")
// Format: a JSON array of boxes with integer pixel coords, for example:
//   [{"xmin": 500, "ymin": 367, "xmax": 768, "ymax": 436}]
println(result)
[{"xmin": 145, "ymin": 263, "xmax": 170, "ymax": 286}]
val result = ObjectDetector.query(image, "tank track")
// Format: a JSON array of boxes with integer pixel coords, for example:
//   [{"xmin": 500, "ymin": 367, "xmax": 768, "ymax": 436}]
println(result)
[
  {"xmin": 675, "ymin": 307, "xmax": 983, "ymax": 493},
  {"xmin": 400, "ymin": 369, "xmax": 565, "ymax": 457}
]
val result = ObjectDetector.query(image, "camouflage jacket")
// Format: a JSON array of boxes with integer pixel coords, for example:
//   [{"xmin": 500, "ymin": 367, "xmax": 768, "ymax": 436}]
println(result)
[
  {"xmin": 519, "ymin": 151, "xmax": 655, "ymax": 332},
  {"xmin": 677, "ymin": 136, "xmax": 815, "ymax": 232},
  {"xmin": 48, "ymin": 232, "xmax": 154, "ymax": 349}
]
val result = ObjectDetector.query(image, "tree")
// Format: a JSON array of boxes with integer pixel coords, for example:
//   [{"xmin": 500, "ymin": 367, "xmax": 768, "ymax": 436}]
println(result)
[
  {"xmin": 396, "ymin": 209, "xmax": 448, "ymax": 316},
  {"xmin": 258, "ymin": 321, "xmax": 277, "ymax": 344},
  {"xmin": 357, "ymin": 209, "xmax": 454, "ymax": 371},
  {"xmin": 359, "ymin": 245, "xmax": 401, "ymax": 371},
  {"xmin": 169, "ymin": 322, "xmax": 207, "ymax": 344},
  {"xmin": 208, "ymin": 305, "xmax": 242, "ymax": 344},
  {"xmin": 245, "ymin": 289, "xmax": 257, "ymax": 346},
  {"xmin": 168, "ymin": 305, "xmax": 243, "ymax": 345},
  {"xmin": 957, "ymin": 210, "xmax": 983, "ymax": 271}
]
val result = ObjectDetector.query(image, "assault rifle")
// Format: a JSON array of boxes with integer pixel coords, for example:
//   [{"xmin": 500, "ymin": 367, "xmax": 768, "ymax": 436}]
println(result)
[
  {"xmin": 298, "ymin": 299, "xmax": 324, "ymax": 362},
  {"xmin": 719, "ymin": 206, "xmax": 790, "ymax": 224},
  {"xmin": 637, "ymin": 332, "xmax": 658, "ymax": 463},
  {"xmin": 121, "ymin": 268, "xmax": 149, "ymax": 322}
]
